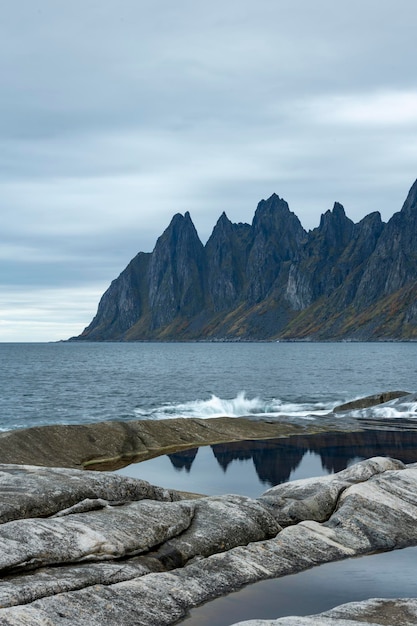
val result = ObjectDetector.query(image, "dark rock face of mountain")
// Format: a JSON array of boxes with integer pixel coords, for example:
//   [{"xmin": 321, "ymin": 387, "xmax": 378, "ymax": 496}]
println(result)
[
  {"xmin": 246, "ymin": 194, "xmax": 306, "ymax": 304},
  {"xmin": 205, "ymin": 213, "xmax": 251, "ymax": 312},
  {"xmin": 147, "ymin": 212, "xmax": 206, "ymax": 331},
  {"xmin": 80, "ymin": 252, "xmax": 151, "ymax": 341},
  {"xmin": 73, "ymin": 180, "xmax": 417, "ymax": 341}
]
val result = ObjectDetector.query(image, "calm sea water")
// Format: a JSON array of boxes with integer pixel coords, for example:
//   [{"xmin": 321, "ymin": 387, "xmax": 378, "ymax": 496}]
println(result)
[{"xmin": 0, "ymin": 341, "xmax": 416, "ymax": 431}]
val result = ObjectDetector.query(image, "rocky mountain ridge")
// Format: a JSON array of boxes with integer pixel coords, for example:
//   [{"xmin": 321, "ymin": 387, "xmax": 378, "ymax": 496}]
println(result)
[{"xmin": 72, "ymin": 179, "xmax": 417, "ymax": 341}]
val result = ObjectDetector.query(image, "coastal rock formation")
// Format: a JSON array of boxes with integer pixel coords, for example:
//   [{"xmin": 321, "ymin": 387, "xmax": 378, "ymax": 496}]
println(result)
[
  {"xmin": 231, "ymin": 598, "xmax": 417, "ymax": 625},
  {"xmin": 0, "ymin": 458, "xmax": 417, "ymax": 624},
  {"xmin": 332, "ymin": 390, "xmax": 408, "ymax": 412},
  {"xmin": 72, "ymin": 178, "xmax": 417, "ymax": 341},
  {"xmin": 0, "ymin": 464, "xmax": 182, "ymax": 524},
  {"xmin": 0, "ymin": 391, "xmax": 414, "ymax": 471},
  {"xmin": 0, "ymin": 416, "xmax": 308, "ymax": 470}
]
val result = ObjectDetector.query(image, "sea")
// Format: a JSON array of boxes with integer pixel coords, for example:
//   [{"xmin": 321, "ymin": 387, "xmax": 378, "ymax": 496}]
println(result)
[
  {"xmin": 1, "ymin": 341, "xmax": 416, "ymax": 431},
  {"xmin": 1, "ymin": 341, "xmax": 417, "ymax": 495},
  {"xmin": 1, "ymin": 340, "xmax": 417, "ymax": 624}
]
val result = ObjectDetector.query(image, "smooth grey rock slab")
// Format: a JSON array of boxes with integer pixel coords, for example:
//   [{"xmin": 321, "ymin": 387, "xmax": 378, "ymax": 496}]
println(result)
[
  {"xmin": 0, "ymin": 467, "xmax": 279, "ymax": 608},
  {"xmin": 333, "ymin": 390, "xmax": 409, "ymax": 413},
  {"xmin": 230, "ymin": 597, "xmax": 417, "ymax": 625},
  {"xmin": 0, "ymin": 395, "xmax": 409, "ymax": 473},
  {"xmin": 0, "ymin": 417, "xmax": 307, "ymax": 470},
  {"xmin": 0, "ymin": 498, "xmax": 194, "ymax": 574},
  {"xmin": 0, "ymin": 463, "xmax": 181, "ymax": 523},
  {"xmin": 258, "ymin": 456, "xmax": 405, "ymax": 526},
  {"xmin": 0, "ymin": 556, "xmax": 163, "ymax": 608},
  {"xmin": 0, "ymin": 458, "xmax": 417, "ymax": 624},
  {"xmin": 152, "ymin": 493, "xmax": 281, "ymax": 567}
]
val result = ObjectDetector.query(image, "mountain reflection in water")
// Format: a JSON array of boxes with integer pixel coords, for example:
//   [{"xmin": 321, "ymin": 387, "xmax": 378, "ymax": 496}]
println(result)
[
  {"xmin": 167, "ymin": 429, "xmax": 417, "ymax": 487},
  {"xmin": 116, "ymin": 428, "xmax": 417, "ymax": 496}
]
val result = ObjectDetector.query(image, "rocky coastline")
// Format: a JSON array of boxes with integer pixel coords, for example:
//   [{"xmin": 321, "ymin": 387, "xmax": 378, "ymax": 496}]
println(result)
[
  {"xmin": 230, "ymin": 599, "xmax": 417, "ymax": 625},
  {"xmin": 0, "ymin": 391, "xmax": 409, "ymax": 471},
  {"xmin": 0, "ymin": 393, "xmax": 416, "ymax": 625},
  {"xmin": 0, "ymin": 458, "xmax": 416, "ymax": 624}
]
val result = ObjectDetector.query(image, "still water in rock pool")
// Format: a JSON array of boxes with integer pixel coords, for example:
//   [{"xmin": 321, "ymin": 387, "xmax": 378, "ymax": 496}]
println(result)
[
  {"xmin": 182, "ymin": 546, "xmax": 417, "ymax": 625},
  {"xmin": 116, "ymin": 429, "xmax": 417, "ymax": 497},
  {"xmin": 115, "ymin": 433, "xmax": 417, "ymax": 625}
]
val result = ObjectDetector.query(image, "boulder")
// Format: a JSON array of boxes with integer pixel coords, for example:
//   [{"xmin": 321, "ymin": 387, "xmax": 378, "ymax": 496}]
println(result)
[{"xmin": 333, "ymin": 390, "xmax": 409, "ymax": 413}]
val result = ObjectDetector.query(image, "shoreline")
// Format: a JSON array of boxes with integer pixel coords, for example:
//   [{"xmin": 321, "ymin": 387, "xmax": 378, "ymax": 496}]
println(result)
[
  {"xmin": 0, "ymin": 392, "xmax": 414, "ymax": 623},
  {"xmin": 0, "ymin": 457, "xmax": 416, "ymax": 625},
  {"xmin": 0, "ymin": 391, "xmax": 410, "ymax": 471}
]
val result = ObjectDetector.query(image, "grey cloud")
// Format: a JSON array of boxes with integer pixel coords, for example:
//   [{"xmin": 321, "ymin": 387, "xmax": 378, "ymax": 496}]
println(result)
[
  {"xmin": 1, "ymin": 0, "xmax": 416, "ymax": 340},
  {"xmin": 0, "ymin": 1, "xmax": 414, "ymax": 139}
]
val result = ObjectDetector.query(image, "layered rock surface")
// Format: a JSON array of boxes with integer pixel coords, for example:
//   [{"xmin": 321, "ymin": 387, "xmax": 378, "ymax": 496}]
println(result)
[
  {"xmin": 0, "ymin": 458, "xmax": 417, "ymax": 624},
  {"xmin": 231, "ymin": 598, "xmax": 417, "ymax": 625},
  {"xmin": 73, "ymin": 178, "xmax": 417, "ymax": 341},
  {"xmin": 0, "ymin": 416, "xmax": 310, "ymax": 470}
]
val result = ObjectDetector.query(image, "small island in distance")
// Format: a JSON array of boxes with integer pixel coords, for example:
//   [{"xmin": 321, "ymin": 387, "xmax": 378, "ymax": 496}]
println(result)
[{"xmin": 71, "ymin": 178, "xmax": 417, "ymax": 342}]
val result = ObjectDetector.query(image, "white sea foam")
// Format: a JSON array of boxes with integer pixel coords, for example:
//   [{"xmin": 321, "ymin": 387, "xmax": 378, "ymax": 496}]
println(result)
[
  {"xmin": 133, "ymin": 391, "xmax": 417, "ymax": 422},
  {"xmin": 134, "ymin": 391, "xmax": 333, "ymax": 421},
  {"xmin": 349, "ymin": 395, "xmax": 417, "ymax": 419}
]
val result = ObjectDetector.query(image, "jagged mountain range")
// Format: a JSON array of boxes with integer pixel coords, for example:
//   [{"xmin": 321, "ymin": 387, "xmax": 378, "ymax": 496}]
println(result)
[{"xmin": 72, "ymin": 178, "xmax": 417, "ymax": 341}]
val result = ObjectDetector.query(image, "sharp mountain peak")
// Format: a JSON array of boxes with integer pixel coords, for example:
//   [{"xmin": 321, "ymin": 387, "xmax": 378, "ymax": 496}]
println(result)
[{"xmin": 72, "ymin": 179, "xmax": 417, "ymax": 343}]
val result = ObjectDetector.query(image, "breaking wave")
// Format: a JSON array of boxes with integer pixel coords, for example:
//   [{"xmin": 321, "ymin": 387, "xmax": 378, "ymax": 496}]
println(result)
[
  {"xmin": 133, "ymin": 391, "xmax": 417, "ymax": 422},
  {"xmin": 348, "ymin": 393, "xmax": 417, "ymax": 420},
  {"xmin": 134, "ymin": 391, "xmax": 333, "ymax": 421}
]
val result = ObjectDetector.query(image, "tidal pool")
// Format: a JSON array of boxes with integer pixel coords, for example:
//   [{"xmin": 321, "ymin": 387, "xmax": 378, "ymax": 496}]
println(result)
[
  {"xmin": 115, "ymin": 428, "xmax": 417, "ymax": 497},
  {"xmin": 181, "ymin": 546, "xmax": 417, "ymax": 625},
  {"xmin": 114, "ymin": 430, "xmax": 417, "ymax": 625}
]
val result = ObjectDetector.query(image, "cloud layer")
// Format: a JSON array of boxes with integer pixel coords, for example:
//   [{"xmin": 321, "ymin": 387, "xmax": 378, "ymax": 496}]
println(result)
[{"xmin": 1, "ymin": 0, "xmax": 416, "ymax": 340}]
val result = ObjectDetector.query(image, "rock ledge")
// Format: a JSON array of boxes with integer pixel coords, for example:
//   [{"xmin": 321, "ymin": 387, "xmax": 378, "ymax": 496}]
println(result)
[{"xmin": 0, "ymin": 457, "xmax": 416, "ymax": 624}]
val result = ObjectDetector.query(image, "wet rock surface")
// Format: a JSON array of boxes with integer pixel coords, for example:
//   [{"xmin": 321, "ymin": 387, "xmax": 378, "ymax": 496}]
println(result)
[
  {"xmin": 0, "ymin": 458, "xmax": 416, "ymax": 624},
  {"xmin": 333, "ymin": 390, "xmax": 409, "ymax": 413}
]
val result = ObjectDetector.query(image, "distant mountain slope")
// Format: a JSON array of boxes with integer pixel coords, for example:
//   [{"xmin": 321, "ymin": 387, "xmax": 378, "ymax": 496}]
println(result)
[{"xmin": 72, "ymin": 179, "xmax": 417, "ymax": 341}]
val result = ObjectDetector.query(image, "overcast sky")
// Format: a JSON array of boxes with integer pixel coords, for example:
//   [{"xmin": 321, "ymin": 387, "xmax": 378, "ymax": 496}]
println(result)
[{"xmin": 1, "ymin": 0, "xmax": 417, "ymax": 341}]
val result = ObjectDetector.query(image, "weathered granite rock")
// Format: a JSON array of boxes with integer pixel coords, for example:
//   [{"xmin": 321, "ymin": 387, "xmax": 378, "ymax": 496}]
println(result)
[
  {"xmin": 0, "ymin": 558, "xmax": 165, "ymax": 609},
  {"xmin": 0, "ymin": 498, "xmax": 194, "ymax": 574},
  {"xmin": 0, "ymin": 464, "xmax": 182, "ymax": 523},
  {"xmin": 0, "ymin": 458, "xmax": 417, "ymax": 624},
  {"xmin": 230, "ymin": 597, "xmax": 417, "ymax": 625},
  {"xmin": 0, "ymin": 464, "xmax": 279, "ymax": 609},
  {"xmin": 151, "ymin": 494, "xmax": 281, "ymax": 568},
  {"xmin": 258, "ymin": 456, "xmax": 405, "ymax": 526}
]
